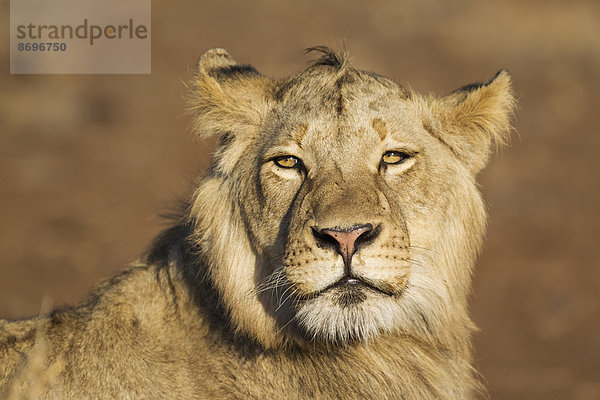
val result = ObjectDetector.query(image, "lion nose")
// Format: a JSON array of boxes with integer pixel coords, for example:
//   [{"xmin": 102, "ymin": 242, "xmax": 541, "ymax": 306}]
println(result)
[{"xmin": 313, "ymin": 224, "xmax": 377, "ymax": 265}]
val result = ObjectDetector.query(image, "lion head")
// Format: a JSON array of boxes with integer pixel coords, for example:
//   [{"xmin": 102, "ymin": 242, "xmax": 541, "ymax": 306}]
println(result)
[{"xmin": 188, "ymin": 47, "xmax": 514, "ymax": 348}]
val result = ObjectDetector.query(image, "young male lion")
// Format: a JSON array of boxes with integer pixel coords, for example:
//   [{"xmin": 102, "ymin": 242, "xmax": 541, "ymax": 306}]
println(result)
[{"xmin": 0, "ymin": 47, "xmax": 514, "ymax": 399}]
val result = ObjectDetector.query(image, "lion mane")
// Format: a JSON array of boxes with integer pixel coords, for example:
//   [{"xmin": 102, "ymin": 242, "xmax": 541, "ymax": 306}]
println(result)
[{"xmin": 0, "ymin": 47, "xmax": 514, "ymax": 399}]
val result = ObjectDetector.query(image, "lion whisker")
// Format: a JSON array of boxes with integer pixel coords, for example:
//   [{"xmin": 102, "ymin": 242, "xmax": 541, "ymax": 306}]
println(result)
[
  {"xmin": 254, "ymin": 267, "xmax": 288, "ymax": 294},
  {"xmin": 275, "ymin": 284, "xmax": 297, "ymax": 312},
  {"xmin": 406, "ymin": 257, "xmax": 429, "ymax": 270}
]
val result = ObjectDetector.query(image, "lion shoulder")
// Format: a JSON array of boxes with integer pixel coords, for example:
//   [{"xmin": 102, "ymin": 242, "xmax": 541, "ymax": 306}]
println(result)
[{"xmin": 0, "ymin": 261, "xmax": 213, "ymax": 398}]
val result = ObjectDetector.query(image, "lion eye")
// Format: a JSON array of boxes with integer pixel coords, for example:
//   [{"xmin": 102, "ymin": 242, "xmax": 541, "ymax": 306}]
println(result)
[
  {"xmin": 274, "ymin": 155, "xmax": 300, "ymax": 169},
  {"xmin": 382, "ymin": 151, "xmax": 409, "ymax": 165}
]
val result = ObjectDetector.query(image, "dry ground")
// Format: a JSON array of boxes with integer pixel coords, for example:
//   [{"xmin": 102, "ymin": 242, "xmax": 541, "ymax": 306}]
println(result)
[{"xmin": 1, "ymin": 0, "xmax": 599, "ymax": 398}]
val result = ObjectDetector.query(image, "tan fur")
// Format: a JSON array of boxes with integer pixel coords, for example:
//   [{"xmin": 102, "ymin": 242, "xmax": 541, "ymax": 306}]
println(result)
[{"xmin": 0, "ymin": 47, "xmax": 515, "ymax": 399}]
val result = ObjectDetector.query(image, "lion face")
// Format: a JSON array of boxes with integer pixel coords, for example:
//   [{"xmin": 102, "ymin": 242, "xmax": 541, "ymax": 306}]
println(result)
[
  {"xmin": 189, "ymin": 48, "xmax": 514, "ymax": 346},
  {"xmin": 244, "ymin": 73, "xmax": 474, "ymax": 343}
]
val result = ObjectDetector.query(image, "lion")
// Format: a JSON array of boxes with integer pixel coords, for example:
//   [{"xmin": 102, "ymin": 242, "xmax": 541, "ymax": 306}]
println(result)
[{"xmin": 0, "ymin": 47, "xmax": 515, "ymax": 399}]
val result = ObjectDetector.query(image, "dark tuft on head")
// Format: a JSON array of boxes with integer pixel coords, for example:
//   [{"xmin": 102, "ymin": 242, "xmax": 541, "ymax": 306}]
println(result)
[
  {"xmin": 274, "ymin": 46, "xmax": 356, "ymax": 102},
  {"xmin": 305, "ymin": 46, "xmax": 350, "ymax": 71}
]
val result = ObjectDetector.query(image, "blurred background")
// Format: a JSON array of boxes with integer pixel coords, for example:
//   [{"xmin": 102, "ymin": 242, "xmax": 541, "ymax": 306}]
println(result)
[{"xmin": 1, "ymin": 0, "xmax": 599, "ymax": 398}]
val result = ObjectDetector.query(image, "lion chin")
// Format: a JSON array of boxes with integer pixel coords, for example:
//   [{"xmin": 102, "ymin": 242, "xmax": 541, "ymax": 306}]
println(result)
[{"xmin": 295, "ymin": 283, "xmax": 405, "ymax": 343}]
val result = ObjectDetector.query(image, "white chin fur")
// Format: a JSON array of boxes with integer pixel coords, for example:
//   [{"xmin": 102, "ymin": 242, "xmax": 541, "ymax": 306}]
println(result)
[{"xmin": 294, "ymin": 293, "xmax": 402, "ymax": 343}]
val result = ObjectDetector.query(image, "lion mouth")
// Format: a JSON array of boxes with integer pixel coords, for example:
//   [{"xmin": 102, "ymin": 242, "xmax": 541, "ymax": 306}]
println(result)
[{"xmin": 323, "ymin": 275, "xmax": 395, "ymax": 297}]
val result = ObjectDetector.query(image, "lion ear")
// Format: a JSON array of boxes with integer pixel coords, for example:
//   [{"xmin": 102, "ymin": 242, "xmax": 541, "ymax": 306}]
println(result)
[
  {"xmin": 188, "ymin": 48, "xmax": 273, "ymax": 141},
  {"xmin": 425, "ymin": 70, "xmax": 516, "ymax": 174}
]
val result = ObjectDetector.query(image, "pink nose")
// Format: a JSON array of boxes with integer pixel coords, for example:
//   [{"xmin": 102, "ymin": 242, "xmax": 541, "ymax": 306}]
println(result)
[{"xmin": 318, "ymin": 224, "xmax": 374, "ymax": 264}]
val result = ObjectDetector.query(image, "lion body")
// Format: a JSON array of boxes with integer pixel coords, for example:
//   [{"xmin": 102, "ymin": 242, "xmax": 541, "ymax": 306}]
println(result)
[
  {"xmin": 1, "ymin": 257, "xmax": 474, "ymax": 399},
  {"xmin": 0, "ymin": 48, "xmax": 514, "ymax": 399}
]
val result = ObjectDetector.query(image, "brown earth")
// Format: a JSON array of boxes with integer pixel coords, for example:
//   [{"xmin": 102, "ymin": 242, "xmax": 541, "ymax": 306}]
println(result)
[{"xmin": 1, "ymin": 0, "xmax": 599, "ymax": 398}]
